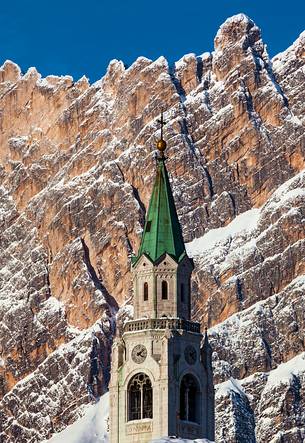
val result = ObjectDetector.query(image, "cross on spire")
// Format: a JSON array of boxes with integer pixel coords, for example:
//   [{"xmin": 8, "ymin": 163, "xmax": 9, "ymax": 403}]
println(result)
[
  {"xmin": 156, "ymin": 110, "xmax": 168, "ymax": 157},
  {"xmin": 157, "ymin": 110, "xmax": 167, "ymax": 140}
]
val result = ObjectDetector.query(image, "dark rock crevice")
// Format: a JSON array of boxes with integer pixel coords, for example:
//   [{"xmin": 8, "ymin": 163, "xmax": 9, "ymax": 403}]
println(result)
[
  {"xmin": 80, "ymin": 238, "xmax": 119, "ymax": 313},
  {"xmin": 131, "ymin": 185, "xmax": 146, "ymax": 228}
]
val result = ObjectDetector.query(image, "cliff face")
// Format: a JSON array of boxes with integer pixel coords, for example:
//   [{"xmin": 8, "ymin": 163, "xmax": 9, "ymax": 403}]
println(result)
[{"xmin": 0, "ymin": 13, "xmax": 304, "ymax": 443}]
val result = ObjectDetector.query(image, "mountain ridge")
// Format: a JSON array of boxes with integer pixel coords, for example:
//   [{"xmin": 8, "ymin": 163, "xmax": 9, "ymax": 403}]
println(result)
[{"xmin": 0, "ymin": 13, "xmax": 304, "ymax": 442}]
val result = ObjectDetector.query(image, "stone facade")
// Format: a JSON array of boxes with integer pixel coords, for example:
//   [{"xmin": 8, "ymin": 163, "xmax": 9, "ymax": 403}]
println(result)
[
  {"xmin": 132, "ymin": 253, "xmax": 193, "ymax": 320},
  {"xmin": 109, "ymin": 324, "xmax": 214, "ymax": 442}
]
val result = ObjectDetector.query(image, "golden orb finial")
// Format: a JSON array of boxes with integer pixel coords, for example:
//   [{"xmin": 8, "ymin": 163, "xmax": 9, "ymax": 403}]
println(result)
[
  {"xmin": 156, "ymin": 138, "xmax": 167, "ymax": 153},
  {"xmin": 156, "ymin": 110, "xmax": 167, "ymax": 156}
]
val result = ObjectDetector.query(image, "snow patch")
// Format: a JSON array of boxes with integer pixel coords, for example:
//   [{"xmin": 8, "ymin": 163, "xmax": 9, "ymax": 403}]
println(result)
[
  {"xmin": 45, "ymin": 392, "xmax": 213, "ymax": 443},
  {"xmin": 216, "ymin": 377, "xmax": 245, "ymax": 399},
  {"xmin": 186, "ymin": 208, "xmax": 260, "ymax": 257},
  {"xmin": 273, "ymin": 30, "xmax": 305, "ymax": 70},
  {"xmin": 175, "ymin": 53, "xmax": 196, "ymax": 71},
  {"xmin": 215, "ymin": 13, "xmax": 255, "ymax": 40},
  {"xmin": 261, "ymin": 170, "xmax": 305, "ymax": 214},
  {"xmin": 266, "ymin": 353, "xmax": 305, "ymax": 388},
  {"xmin": 45, "ymin": 392, "xmax": 109, "ymax": 443}
]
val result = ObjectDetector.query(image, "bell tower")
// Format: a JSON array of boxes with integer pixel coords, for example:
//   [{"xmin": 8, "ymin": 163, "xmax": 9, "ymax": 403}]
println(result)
[{"xmin": 109, "ymin": 115, "xmax": 215, "ymax": 443}]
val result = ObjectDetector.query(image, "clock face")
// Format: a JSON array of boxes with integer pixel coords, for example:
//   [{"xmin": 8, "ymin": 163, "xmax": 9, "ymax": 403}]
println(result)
[
  {"xmin": 184, "ymin": 345, "xmax": 197, "ymax": 365},
  {"xmin": 131, "ymin": 344, "xmax": 147, "ymax": 364}
]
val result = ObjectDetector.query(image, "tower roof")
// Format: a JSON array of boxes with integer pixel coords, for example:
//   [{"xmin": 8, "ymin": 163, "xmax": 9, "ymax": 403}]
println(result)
[{"xmin": 132, "ymin": 156, "xmax": 186, "ymax": 265}]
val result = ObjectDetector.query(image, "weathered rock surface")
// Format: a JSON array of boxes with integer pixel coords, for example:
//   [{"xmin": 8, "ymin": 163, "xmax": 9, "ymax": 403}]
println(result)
[
  {"xmin": 0, "ymin": 13, "xmax": 304, "ymax": 443},
  {"xmin": 215, "ymin": 352, "xmax": 305, "ymax": 443}
]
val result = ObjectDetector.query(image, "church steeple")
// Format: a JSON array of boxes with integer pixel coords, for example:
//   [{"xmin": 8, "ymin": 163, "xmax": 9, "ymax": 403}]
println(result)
[
  {"xmin": 109, "ymin": 112, "xmax": 215, "ymax": 443},
  {"xmin": 131, "ymin": 116, "xmax": 194, "ymax": 320},
  {"xmin": 133, "ymin": 111, "xmax": 186, "ymax": 265},
  {"xmin": 132, "ymin": 156, "xmax": 186, "ymax": 265}
]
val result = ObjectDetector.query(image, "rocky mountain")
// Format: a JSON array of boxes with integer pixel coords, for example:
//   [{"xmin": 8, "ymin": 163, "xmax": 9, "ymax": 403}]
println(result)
[{"xmin": 0, "ymin": 13, "xmax": 304, "ymax": 443}]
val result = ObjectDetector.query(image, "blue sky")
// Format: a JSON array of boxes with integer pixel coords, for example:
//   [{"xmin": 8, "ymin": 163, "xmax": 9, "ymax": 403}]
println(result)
[{"xmin": 0, "ymin": 0, "xmax": 304, "ymax": 82}]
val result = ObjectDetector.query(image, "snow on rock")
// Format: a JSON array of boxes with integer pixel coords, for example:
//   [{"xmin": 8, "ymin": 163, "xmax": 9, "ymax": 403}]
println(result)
[
  {"xmin": 215, "ymin": 13, "xmax": 256, "ymax": 43},
  {"xmin": 209, "ymin": 275, "xmax": 305, "ymax": 382},
  {"xmin": 0, "ymin": 11, "xmax": 304, "ymax": 443},
  {"xmin": 251, "ymin": 352, "xmax": 305, "ymax": 442},
  {"xmin": 45, "ymin": 392, "xmax": 109, "ymax": 443},
  {"xmin": 215, "ymin": 354, "xmax": 305, "ymax": 442},
  {"xmin": 187, "ymin": 169, "xmax": 304, "ymax": 264},
  {"xmin": 188, "ymin": 169, "xmax": 305, "ymax": 333},
  {"xmin": 216, "ymin": 377, "xmax": 245, "ymax": 399},
  {"xmin": 0, "ymin": 317, "xmax": 113, "ymax": 442},
  {"xmin": 265, "ymin": 352, "xmax": 305, "ymax": 387},
  {"xmin": 0, "ymin": 59, "xmax": 22, "ymax": 83},
  {"xmin": 186, "ymin": 208, "xmax": 260, "ymax": 258},
  {"xmin": 272, "ymin": 30, "xmax": 305, "ymax": 76},
  {"xmin": 45, "ymin": 390, "xmax": 213, "ymax": 443},
  {"xmin": 261, "ymin": 169, "xmax": 305, "ymax": 215}
]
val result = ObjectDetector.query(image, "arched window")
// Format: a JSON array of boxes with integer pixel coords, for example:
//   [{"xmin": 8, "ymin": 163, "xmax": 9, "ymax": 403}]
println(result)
[
  {"xmin": 161, "ymin": 280, "xmax": 168, "ymax": 300},
  {"xmin": 181, "ymin": 283, "xmax": 185, "ymax": 303},
  {"xmin": 128, "ymin": 373, "xmax": 153, "ymax": 421},
  {"xmin": 180, "ymin": 374, "xmax": 200, "ymax": 423},
  {"xmin": 143, "ymin": 282, "xmax": 148, "ymax": 301}
]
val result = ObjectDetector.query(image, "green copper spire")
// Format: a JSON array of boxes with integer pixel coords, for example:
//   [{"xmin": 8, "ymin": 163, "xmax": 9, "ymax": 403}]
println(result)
[{"xmin": 133, "ymin": 156, "xmax": 186, "ymax": 265}]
